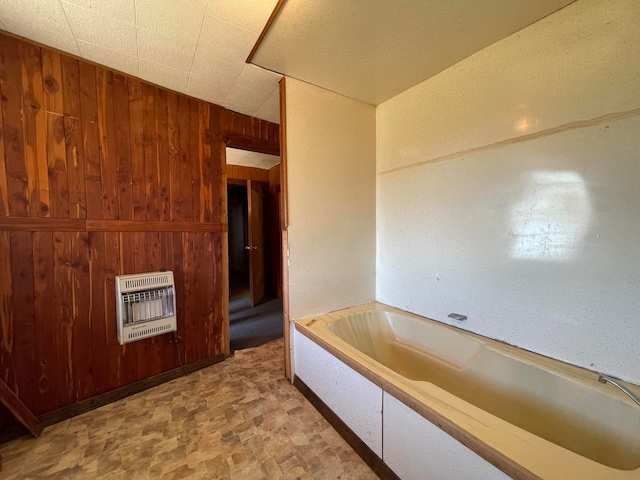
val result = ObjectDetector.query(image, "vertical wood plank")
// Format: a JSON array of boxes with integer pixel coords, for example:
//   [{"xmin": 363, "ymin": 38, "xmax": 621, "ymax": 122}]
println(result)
[
  {"xmin": 167, "ymin": 92, "xmax": 182, "ymax": 222},
  {"xmin": 89, "ymin": 231, "xmax": 108, "ymax": 396},
  {"xmin": 41, "ymin": 50, "xmax": 64, "ymax": 116},
  {"xmin": 182, "ymin": 232, "xmax": 196, "ymax": 363},
  {"xmin": 171, "ymin": 232, "xmax": 186, "ymax": 366},
  {"xmin": 53, "ymin": 232, "xmax": 74, "ymax": 406},
  {"xmin": 0, "ymin": 36, "xmax": 29, "ymax": 216},
  {"xmin": 0, "ymin": 89, "xmax": 9, "ymax": 217},
  {"xmin": 60, "ymin": 56, "xmax": 80, "ymax": 118},
  {"xmin": 32, "ymin": 231, "xmax": 58, "ymax": 413},
  {"xmin": 104, "ymin": 232, "xmax": 121, "ymax": 390},
  {"xmin": 10, "ymin": 232, "xmax": 38, "ymax": 410},
  {"xmin": 268, "ymin": 123, "xmax": 279, "ymax": 144},
  {"xmin": 47, "ymin": 113, "xmax": 70, "ymax": 217},
  {"xmin": 193, "ymin": 231, "xmax": 206, "ymax": 360},
  {"xmin": 128, "ymin": 79, "xmax": 145, "ymax": 221},
  {"xmin": 156, "ymin": 88, "xmax": 171, "ymax": 222},
  {"xmin": 207, "ymin": 232, "xmax": 221, "ymax": 357},
  {"xmin": 96, "ymin": 68, "xmax": 118, "ymax": 220},
  {"xmin": 221, "ymin": 234, "xmax": 230, "ymax": 356},
  {"xmin": 71, "ymin": 232, "xmax": 92, "ymax": 400},
  {"xmin": 113, "ymin": 73, "xmax": 132, "ymax": 221},
  {"xmin": 159, "ymin": 232, "xmax": 175, "ymax": 371},
  {"xmin": 178, "ymin": 96, "xmax": 193, "ymax": 222},
  {"xmin": 202, "ymin": 232, "xmax": 213, "ymax": 357},
  {"xmin": 190, "ymin": 101, "xmax": 201, "ymax": 222},
  {"xmin": 79, "ymin": 63, "xmax": 102, "ymax": 219},
  {"xmin": 64, "ymin": 116, "xmax": 87, "ymax": 218},
  {"xmin": 0, "ymin": 232, "xmax": 14, "ymax": 388},
  {"xmin": 200, "ymin": 103, "xmax": 213, "ymax": 222},
  {"xmin": 143, "ymin": 83, "xmax": 159, "ymax": 221},
  {"xmin": 210, "ymin": 106, "xmax": 226, "ymax": 225},
  {"xmin": 21, "ymin": 42, "xmax": 50, "ymax": 217},
  {"xmin": 251, "ymin": 117, "xmax": 260, "ymax": 139}
]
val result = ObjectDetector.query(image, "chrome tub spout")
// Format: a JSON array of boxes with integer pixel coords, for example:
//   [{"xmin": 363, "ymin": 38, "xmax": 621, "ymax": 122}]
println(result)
[{"xmin": 598, "ymin": 374, "xmax": 640, "ymax": 407}]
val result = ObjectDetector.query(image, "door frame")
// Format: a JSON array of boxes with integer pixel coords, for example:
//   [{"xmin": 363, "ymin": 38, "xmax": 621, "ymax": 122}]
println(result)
[{"xmin": 278, "ymin": 78, "xmax": 291, "ymax": 379}]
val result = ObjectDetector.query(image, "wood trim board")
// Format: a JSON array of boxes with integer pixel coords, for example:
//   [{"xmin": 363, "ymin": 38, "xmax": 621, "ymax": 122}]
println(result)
[
  {"xmin": 0, "ymin": 378, "xmax": 42, "ymax": 437},
  {"xmin": 246, "ymin": 0, "xmax": 287, "ymax": 64},
  {"xmin": 0, "ymin": 218, "xmax": 227, "ymax": 232}
]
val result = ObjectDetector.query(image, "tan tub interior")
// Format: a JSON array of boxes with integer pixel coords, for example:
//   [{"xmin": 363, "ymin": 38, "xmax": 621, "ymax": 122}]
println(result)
[{"xmin": 297, "ymin": 303, "xmax": 640, "ymax": 480}]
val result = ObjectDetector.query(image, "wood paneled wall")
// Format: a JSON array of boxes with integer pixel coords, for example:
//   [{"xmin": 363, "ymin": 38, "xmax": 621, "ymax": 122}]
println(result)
[{"xmin": 0, "ymin": 32, "xmax": 279, "ymax": 422}]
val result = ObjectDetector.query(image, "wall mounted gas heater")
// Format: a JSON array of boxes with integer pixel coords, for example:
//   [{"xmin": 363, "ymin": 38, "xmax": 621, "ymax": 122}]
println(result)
[{"xmin": 115, "ymin": 271, "xmax": 177, "ymax": 345}]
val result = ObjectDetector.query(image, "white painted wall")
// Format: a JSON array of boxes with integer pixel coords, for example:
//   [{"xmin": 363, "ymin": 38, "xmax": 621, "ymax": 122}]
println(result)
[
  {"xmin": 376, "ymin": 0, "xmax": 640, "ymax": 384},
  {"xmin": 285, "ymin": 78, "xmax": 376, "ymax": 322}
]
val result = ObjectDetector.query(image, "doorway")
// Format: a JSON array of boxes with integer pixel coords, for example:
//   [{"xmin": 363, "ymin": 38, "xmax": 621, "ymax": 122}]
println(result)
[{"xmin": 226, "ymin": 149, "xmax": 283, "ymax": 353}]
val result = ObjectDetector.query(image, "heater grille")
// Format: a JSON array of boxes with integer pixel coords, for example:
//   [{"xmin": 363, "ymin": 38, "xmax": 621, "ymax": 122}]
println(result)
[
  {"xmin": 116, "ymin": 271, "xmax": 177, "ymax": 345},
  {"xmin": 123, "ymin": 274, "xmax": 171, "ymax": 290}
]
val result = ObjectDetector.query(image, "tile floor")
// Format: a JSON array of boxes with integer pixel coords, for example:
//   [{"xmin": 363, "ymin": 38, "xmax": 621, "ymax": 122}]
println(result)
[{"xmin": 0, "ymin": 339, "xmax": 377, "ymax": 479}]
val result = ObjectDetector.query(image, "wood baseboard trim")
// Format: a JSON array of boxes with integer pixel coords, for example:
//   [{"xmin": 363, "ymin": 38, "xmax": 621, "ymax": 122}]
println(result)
[
  {"xmin": 37, "ymin": 354, "xmax": 224, "ymax": 427},
  {"xmin": 293, "ymin": 376, "xmax": 400, "ymax": 480}
]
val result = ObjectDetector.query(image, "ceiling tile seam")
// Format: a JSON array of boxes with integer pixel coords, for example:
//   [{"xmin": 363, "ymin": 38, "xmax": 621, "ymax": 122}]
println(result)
[
  {"xmin": 141, "ymin": 57, "xmax": 191, "ymax": 76},
  {"xmin": 62, "ymin": 1, "xmax": 139, "ymax": 57},
  {"xmin": 186, "ymin": 0, "xmax": 212, "ymax": 84},
  {"xmin": 58, "ymin": 0, "xmax": 82, "ymax": 60},
  {"xmin": 77, "ymin": 39, "xmax": 139, "ymax": 66},
  {"xmin": 207, "ymin": 12, "xmax": 259, "ymax": 38}
]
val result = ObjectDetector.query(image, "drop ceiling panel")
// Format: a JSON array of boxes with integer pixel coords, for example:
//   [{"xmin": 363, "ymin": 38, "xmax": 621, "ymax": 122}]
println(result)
[
  {"xmin": 136, "ymin": 28, "xmax": 197, "ymax": 73},
  {"xmin": 250, "ymin": 0, "xmax": 575, "ymax": 105},
  {"xmin": 207, "ymin": 0, "xmax": 276, "ymax": 34},
  {"xmin": 135, "ymin": 0, "xmax": 207, "ymax": 41},
  {"xmin": 139, "ymin": 59, "xmax": 189, "ymax": 92},
  {"xmin": 63, "ymin": 2, "xmax": 137, "ymax": 56},
  {"xmin": 0, "ymin": 0, "xmax": 79, "ymax": 54},
  {"xmin": 63, "ymin": 0, "xmax": 135, "ymax": 23}
]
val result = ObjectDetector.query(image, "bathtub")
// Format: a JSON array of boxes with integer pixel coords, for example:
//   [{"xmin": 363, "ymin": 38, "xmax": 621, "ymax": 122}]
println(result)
[{"xmin": 294, "ymin": 303, "xmax": 640, "ymax": 479}]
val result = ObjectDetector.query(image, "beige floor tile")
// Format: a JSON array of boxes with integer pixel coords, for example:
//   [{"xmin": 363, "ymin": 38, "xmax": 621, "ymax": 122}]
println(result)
[{"xmin": 0, "ymin": 339, "xmax": 377, "ymax": 479}]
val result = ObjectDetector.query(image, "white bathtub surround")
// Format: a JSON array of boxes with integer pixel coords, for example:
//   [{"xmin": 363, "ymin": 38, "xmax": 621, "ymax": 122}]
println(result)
[
  {"xmin": 294, "ymin": 332, "xmax": 383, "ymax": 457},
  {"xmin": 383, "ymin": 393, "xmax": 509, "ymax": 480},
  {"xmin": 376, "ymin": 0, "xmax": 640, "ymax": 385},
  {"xmin": 295, "ymin": 303, "xmax": 640, "ymax": 480}
]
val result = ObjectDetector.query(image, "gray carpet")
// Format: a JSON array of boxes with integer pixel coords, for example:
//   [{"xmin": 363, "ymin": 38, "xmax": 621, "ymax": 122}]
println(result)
[{"xmin": 229, "ymin": 295, "xmax": 283, "ymax": 352}]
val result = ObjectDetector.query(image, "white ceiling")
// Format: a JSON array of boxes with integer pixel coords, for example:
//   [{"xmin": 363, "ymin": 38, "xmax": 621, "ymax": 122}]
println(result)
[
  {"xmin": 226, "ymin": 147, "xmax": 279, "ymax": 170},
  {"xmin": 0, "ymin": 0, "xmax": 281, "ymax": 123},
  {"xmin": 250, "ymin": 0, "xmax": 575, "ymax": 106}
]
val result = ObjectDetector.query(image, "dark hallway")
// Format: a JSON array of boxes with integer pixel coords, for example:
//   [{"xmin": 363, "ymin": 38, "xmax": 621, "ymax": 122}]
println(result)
[{"xmin": 228, "ymin": 182, "xmax": 283, "ymax": 353}]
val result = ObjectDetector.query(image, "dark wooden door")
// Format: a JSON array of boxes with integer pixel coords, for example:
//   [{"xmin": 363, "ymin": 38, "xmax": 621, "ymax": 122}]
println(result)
[{"xmin": 247, "ymin": 181, "xmax": 265, "ymax": 306}]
